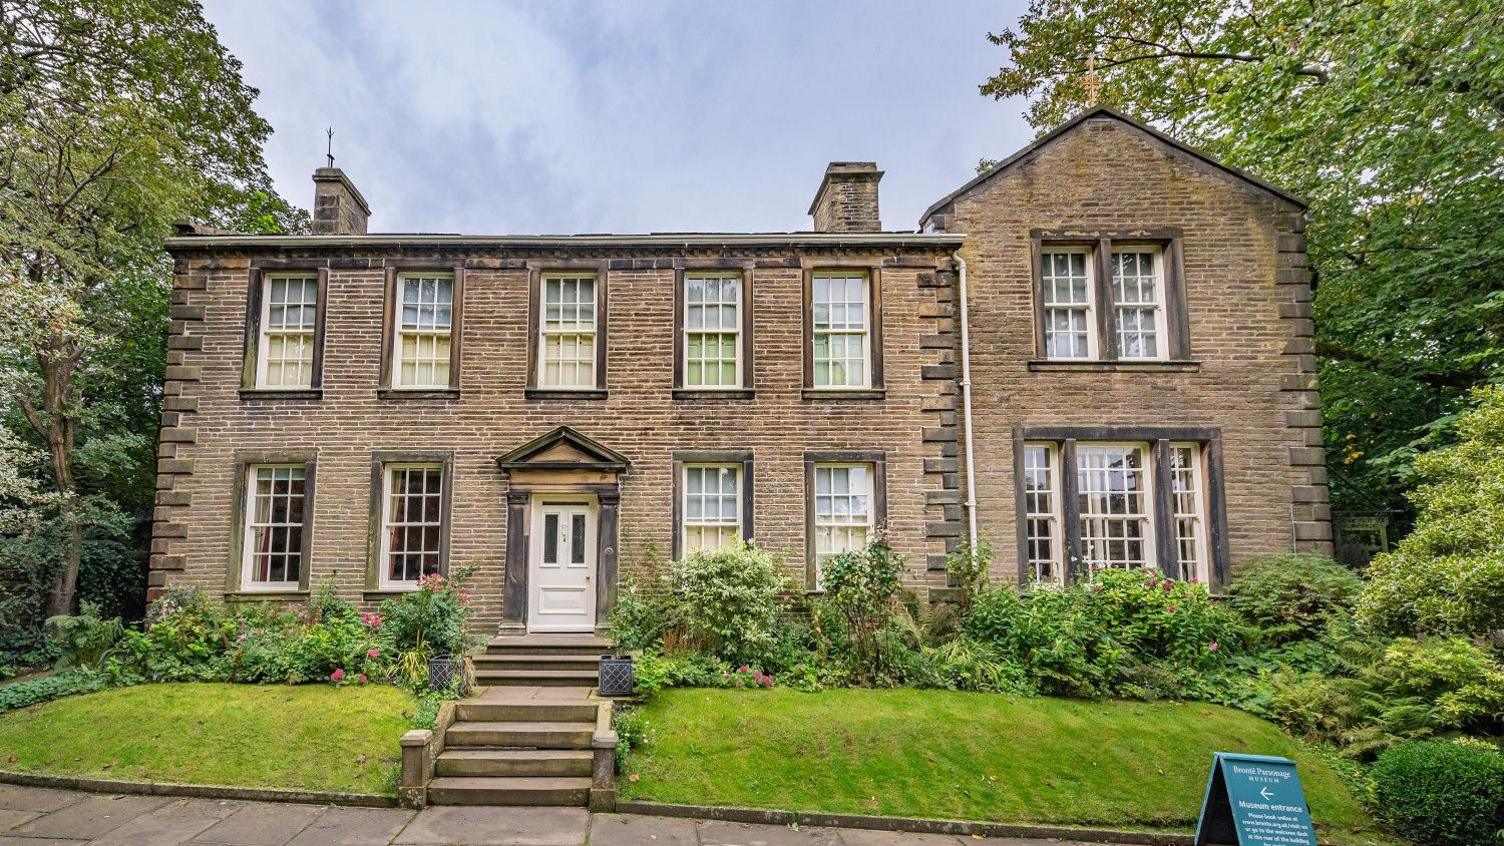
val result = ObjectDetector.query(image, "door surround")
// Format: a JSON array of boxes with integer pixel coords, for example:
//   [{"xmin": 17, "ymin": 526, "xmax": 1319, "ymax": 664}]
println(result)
[{"xmin": 495, "ymin": 426, "xmax": 628, "ymax": 635}]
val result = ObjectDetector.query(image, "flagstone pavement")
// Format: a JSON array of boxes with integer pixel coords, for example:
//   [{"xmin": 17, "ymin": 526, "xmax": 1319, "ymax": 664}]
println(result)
[{"xmin": 0, "ymin": 784, "xmax": 1103, "ymax": 846}]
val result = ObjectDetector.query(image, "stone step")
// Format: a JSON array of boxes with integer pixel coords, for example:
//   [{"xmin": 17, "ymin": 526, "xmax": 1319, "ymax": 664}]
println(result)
[
  {"xmin": 435, "ymin": 748, "xmax": 593, "ymax": 778},
  {"xmin": 444, "ymin": 720, "xmax": 595, "ymax": 749},
  {"xmin": 427, "ymin": 776, "xmax": 591, "ymax": 806},
  {"xmin": 455, "ymin": 699, "xmax": 599, "ymax": 723},
  {"xmin": 473, "ymin": 669, "xmax": 598, "ymax": 687},
  {"xmin": 472, "ymin": 653, "xmax": 601, "ymax": 672},
  {"xmin": 486, "ymin": 635, "xmax": 612, "ymax": 656}
]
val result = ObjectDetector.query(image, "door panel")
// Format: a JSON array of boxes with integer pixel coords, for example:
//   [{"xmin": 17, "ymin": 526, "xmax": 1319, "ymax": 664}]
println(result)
[{"xmin": 529, "ymin": 500, "xmax": 596, "ymax": 632}]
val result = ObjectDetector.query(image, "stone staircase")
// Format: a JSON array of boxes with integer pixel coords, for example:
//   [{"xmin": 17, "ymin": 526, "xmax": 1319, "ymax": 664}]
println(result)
[
  {"xmin": 470, "ymin": 634, "xmax": 608, "ymax": 687},
  {"xmin": 415, "ymin": 635, "xmax": 617, "ymax": 808}
]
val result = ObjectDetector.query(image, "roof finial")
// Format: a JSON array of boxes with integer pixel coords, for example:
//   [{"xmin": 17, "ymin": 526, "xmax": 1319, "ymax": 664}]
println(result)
[
  {"xmin": 1082, "ymin": 54, "xmax": 1103, "ymax": 107},
  {"xmin": 325, "ymin": 126, "xmax": 335, "ymax": 169}
]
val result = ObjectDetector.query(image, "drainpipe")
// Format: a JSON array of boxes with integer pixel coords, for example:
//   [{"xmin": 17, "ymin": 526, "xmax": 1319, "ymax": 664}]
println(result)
[{"xmin": 954, "ymin": 253, "xmax": 979, "ymax": 552}]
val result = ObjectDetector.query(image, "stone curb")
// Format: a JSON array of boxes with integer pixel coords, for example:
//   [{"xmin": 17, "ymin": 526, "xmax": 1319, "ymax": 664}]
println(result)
[
  {"xmin": 0, "ymin": 769, "xmax": 399, "ymax": 808},
  {"xmin": 616, "ymin": 800, "xmax": 1195, "ymax": 846}
]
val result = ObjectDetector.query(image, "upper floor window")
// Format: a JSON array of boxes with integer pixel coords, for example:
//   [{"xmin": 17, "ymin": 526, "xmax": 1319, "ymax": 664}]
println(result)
[
  {"xmin": 256, "ymin": 274, "xmax": 319, "ymax": 388},
  {"xmin": 538, "ymin": 273, "xmax": 598, "ymax": 389},
  {"xmin": 1034, "ymin": 236, "xmax": 1183, "ymax": 362},
  {"xmin": 681, "ymin": 463, "xmax": 741, "ymax": 553},
  {"xmin": 683, "ymin": 273, "xmax": 742, "ymax": 389},
  {"xmin": 810, "ymin": 271, "xmax": 872, "ymax": 389},
  {"xmin": 394, "ymin": 273, "xmax": 454, "ymax": 388},
  {"xmin": 241, "ymin": 463, "xmax": 308, "ymax": 591}
]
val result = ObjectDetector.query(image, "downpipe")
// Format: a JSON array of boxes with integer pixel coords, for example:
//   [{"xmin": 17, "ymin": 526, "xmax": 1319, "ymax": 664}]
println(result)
[{"xmin": 954, "ymin": 253, "xmax": 979, "ymax": 552}]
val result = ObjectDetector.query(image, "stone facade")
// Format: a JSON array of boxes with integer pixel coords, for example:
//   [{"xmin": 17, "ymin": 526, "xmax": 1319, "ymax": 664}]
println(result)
[{"xmin": 152, "ymin": 107, "xmax": 1329, "ymax": 632}]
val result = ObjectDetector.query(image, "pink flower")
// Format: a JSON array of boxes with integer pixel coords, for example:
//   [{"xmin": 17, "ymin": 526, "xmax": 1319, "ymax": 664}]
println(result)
[
  {"xmin": 361, "ymin": 613, "xmax": 383, "ymax": 629},
  {"xmin": 358, "ymin": 673, "xmax": 369, "ymax": 684},
  {"xmin": 762, "ymin": 677, "xmax": 773, "ymax": 688},
  {"xmin": 1161, "ymin": 580, "xmax": 1174, "ymax": 592},
  {"xmin": 367, "ymin": 648, "xmax": 380, "ymax": 658},
  {"xmin": 1208, "ymin": 641, "xmax": 1220, "ymax": 653},
  {"xmin": 330, "ymin": 668, "xmax": 346, "ymax": 682},
  {"xmin": 738, "ymin": 666, "xmax": 750, "ymax": 674}
]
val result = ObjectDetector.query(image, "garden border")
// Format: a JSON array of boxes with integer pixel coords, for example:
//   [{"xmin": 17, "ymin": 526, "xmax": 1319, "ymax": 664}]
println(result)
[
  {"xmin": 617, "ymin": 800, "xmax": 1195, "ymax": 846},
  {"xmin": 0, "ymin": 769, "xmax": 398, "ymax": 808}
]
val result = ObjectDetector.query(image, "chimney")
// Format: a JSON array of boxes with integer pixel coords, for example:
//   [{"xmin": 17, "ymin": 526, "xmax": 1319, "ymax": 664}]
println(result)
[
  {"xmin": 808, "ymin": 162, "xmax": 883, "ymax": 232},
  {"xmin": 311, "ymin": 167, "xmax": 371, "ymax": 235}
]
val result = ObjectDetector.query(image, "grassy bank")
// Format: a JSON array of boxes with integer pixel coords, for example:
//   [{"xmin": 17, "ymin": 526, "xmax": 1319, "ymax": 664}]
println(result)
[
  {"xmin": 621, "ymin": 688, "xmax": 1393, "ymax": 845},
  {"xmin": 0, "ymin": 682, "xmax": 413, "ymax": 795}
]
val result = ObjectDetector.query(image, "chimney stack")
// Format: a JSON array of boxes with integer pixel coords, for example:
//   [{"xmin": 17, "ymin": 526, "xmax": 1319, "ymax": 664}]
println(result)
[
  {"xmin": 808, "ymin": 162, "xmax": 883, "ymax": 232},
  {"xmin": 311, "ymin": 167, "xmax": 371, "ymax": 235}
]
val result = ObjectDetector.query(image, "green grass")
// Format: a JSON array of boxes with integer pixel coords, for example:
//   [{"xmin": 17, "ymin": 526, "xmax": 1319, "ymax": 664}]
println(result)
[
  {"xmin": 0, "ymin": 683, "xmax": 414, "ymax": 795},
  {"xmin": 622, "ymin": 689, "xmax": 1395, "ymax": 845}
]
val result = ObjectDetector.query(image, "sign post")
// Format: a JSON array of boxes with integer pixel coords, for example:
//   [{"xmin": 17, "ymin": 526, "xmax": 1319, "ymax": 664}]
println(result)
[{"xmin": 1195, "ymin": 752, "xmax": 1317, "ymax": 846}]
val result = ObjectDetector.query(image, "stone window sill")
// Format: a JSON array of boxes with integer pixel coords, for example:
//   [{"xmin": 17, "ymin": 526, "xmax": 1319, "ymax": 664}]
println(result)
[
  {"xmin": 362, "ymin": 589, "xmax": 418, "ymax": 601},
  {"xmin": 377, "ymin": 388, "xmax": 461, "ymax": 400},
  {"xmin": 672, "ymin": 388, "xmax": 756, "ymax": 400},
  {"xmin": 525, "ymin": 388, "xmax": 609, "ymax": 400},
  {"xmin": 1026, "ymin": 359, "xmax": 1201, "ymax": 373},
  {"xmin": 239, "ymin": 388, "xmax": 322, "ymax": 401},
  {"xmin": 801, "ymin": 388, "xmax": 887, "ymax": 401},
  {"xmin": 226, "ymin": 590, "xmax": 309, "ymax": 602}
]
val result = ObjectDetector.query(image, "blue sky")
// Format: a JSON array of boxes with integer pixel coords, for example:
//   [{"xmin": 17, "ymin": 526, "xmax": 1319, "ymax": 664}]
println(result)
[{"xmin": 202, "ymin": 1, "xmax": 1032, "ymax": 235}]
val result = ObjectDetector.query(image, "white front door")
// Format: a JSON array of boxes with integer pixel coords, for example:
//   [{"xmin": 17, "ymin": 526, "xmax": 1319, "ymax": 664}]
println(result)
[{"xmin": 528, "ymin": 498, "xmax": 597, "ymax": 632}]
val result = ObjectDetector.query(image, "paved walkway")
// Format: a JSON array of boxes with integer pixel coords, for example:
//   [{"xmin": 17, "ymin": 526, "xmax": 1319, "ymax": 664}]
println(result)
[{"xmin": 0, "ymin": 785, "xmax": 1098, "ymax": 846}]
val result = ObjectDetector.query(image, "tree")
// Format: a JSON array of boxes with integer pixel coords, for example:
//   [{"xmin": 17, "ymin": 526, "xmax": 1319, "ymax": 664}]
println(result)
[
  {"xmin": 0, "ymin": 0, "xmax": 304, "ymax": 619},
  {"xmin": 1357, "ymin": 386, "xmax": 1504, "ymax": 638},
  {"xmin": 981, "ymin": 0, "xmax": 1504, "ymax": 516}
]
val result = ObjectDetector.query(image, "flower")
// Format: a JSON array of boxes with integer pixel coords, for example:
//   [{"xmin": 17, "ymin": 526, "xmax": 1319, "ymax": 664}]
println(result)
[
  {"xmin": 737, "ymin": 666, "xmax": 750, "ymax": 674},
  {"xmin": 367, "ymin": 648, "xmax": 380, "ymax": 658},
  {"xmin": 361, "ymin": 612, "xmax": 383, "ymax": 629},
  {"xmin": 1208, "ymin": 641, "xmax": 1220, "ymax": 653},
  {"xmin": 358, "ymin": 673, "xmax": 369, "ymax": 684},
  {"xmin": 628, "ymin": 773, "xmax": 639, "ymax": 783},
  {"xmin": 330, "ymin": 668, "xmax": 346, "ymax": 682},
  {"xmin": 1161, "ymin": 579, "xmax": 1174, "ymax": 592}
]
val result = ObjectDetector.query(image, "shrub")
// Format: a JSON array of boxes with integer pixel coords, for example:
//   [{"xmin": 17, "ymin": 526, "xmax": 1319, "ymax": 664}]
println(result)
[
  {"xmin": 612, "ymin": 707, "xmax": 649, "ymax": 773},
  {"xmin": 669, "ymin": 543, "xmax": 786, "ymax": 665},
  {"xmin": 105, "ymin": 588, "xmax": 238, "ymax": 683},
  {"xmin": 0, "ymin": 668, "xmax": 108, "ymax": 712},
  {"xmin": 1358, "ymin": 386, "xmax": 1504, "ymax": 638},
  {"xmin": 1371, "ymin": 740, "xmax": 1504, "ymax": 846},
  {"xmin": 924, "ymin": 636, "xmax": 1032, "ymax": 694},
  {"xmin": 378, "ymin": 570, "xmax": 476, "ymax": 688},
  {"xmin": 633, "ymin": 651, "xmax": 728, "ymax": 694},
  {"xmin": 45, "ymin": 601, "xmax": 125, "ymax": 668},
  {"xmin": 1227, "ymin": 554, "xmax": 1363, "ymax": 646},
  {"xmin": 813, "ymin": 537, "xmax": 927, "ymax": 686}
]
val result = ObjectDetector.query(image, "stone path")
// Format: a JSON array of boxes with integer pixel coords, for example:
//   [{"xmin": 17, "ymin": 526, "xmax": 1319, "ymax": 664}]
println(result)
[{"xmin": 0, "ymin": 785, "xmax": 1103, "ymax": 846}]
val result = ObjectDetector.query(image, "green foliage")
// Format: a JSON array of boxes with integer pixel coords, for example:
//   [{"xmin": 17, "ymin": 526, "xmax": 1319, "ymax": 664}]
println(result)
[
  {"xmin": 982, "ymin": 0, "xmax": 1504, "ymax": 515},
  {"xmin": 963, "ymin": 568, "xmax": 1244, "ymax": 699},
  {"xmin": 924, "ymin": 636, "xmax": 1033, "ymax": 694},
  {"xmin": 612, "ymin": 707, "xmax": 650, "ymax": 773},
  {"xmin": 0, "ymin": 668, "xmax": 108, "ymax": 712},
  {"xmin": 1359, "ymin": 387, "xmax": 1504, "ymax": 638},
  {"xmin": 377, "ymin": 570, "xmax": 476, "ymax": 689},
  {"xmin": 633, "ymin": 651, "xmax": 730, "ymax": 695},
  {"xmin": 607, "ymin": 541, "xmax": 675, "ymax": 652},
  {"xmin": 669, "ymin": 543, "xmax": 788, "ymax": 665},
  {"xmin": 812, "ymin": 538, "xmax": 927, "ymax": 686},
  {"xmin": 1371, "ymin": 740, "xmax": 1504, "ymax": 846},
  {"xmin": 45, "ymin": 601, "xmax": 124, "ymax": 668},
  {"xmin": 944, "ymin": 540, "xmax": 992, "ymax": 610},
  {"xmin": 105, "ymin": 588, "xmax": 239, "ymax": 683},
  {"xmin": 1227, "ymin": 555, "xmax": 1364, "ymax": 646}
]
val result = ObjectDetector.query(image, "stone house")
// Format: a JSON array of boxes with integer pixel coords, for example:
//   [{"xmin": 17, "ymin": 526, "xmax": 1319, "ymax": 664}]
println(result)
[{"xmin": 152, "ymin": 107, "xmax": 1330, "ymax": 637}]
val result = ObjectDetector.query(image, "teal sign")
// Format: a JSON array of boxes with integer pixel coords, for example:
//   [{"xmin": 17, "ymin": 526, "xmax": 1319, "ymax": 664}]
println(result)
[{"xmin": 1195, "ymin": 752, "xmax": 1317, "ymax": 846}]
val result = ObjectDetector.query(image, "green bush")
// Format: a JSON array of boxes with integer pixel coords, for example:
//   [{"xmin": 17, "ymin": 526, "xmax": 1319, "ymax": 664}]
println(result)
[
  {"xmin": 105, "ymin": 588, "xmax": 238, "ymax": 683},
  {"xmin": 1371, "ymin": 740, "xmax": 1504, "ymax": 846},
  {"xmin": 670, "ymin": 543, "xmax": 787, "ymax": 665},
  {"xmin": 378, "ymin": 570, "xmax": 476, "ymax": 688},
  {"xmin": 1359, "ymin": 386, "xmax": 1504, "ymax": 638},
  {"xmin": 924, "ymin": 636, "xmax": 1032, "ymax": 694},
  {"xmin": 1227, "ymin": 554, "xmax": 1363, "ymax": 646},
  {"xmin": 612, "ymin": 707, "xmax": 649, "ymax": 773},
  {"xmin": 45, "ymin": 601, "xmax": 124, "ymax": 668},
  {"xmin": 813, "ymin": 538, "xmax": 927, "ymax": 686},
  {"xmin": 0, "ymin": 668, "xmax": 108, "ymax": 712},
  {"xmin": 633, "ymin": 651, "xmax": 730, "ymax": 694}
]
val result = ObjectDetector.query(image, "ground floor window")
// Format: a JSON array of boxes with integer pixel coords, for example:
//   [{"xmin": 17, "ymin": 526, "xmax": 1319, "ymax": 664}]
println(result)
[
  {"xmin": 1020, "ymin": 434, "xmax": 1215, "ymax": 584},
  {"xmin": 380, "ymin": 463, "xmax": 445, "ymax": 589},
  {"xmin": 811, "ymin": 463, "xmax": 874, "ymax": 586},
  {"xmin": 682, "ymin": 463, "xmax": 741, "ymax": 554},
  {"xmin": 242, "ymin": 464, "xmax": 307, "ymax": 591}
]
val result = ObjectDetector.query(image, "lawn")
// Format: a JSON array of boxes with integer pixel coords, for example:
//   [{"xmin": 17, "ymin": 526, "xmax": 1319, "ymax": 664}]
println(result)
[
  {"xmin": 0, "ymin": 683, "xmax": 414, "ymax": 795},
  {"xmin": 621, "ymin": 688, "xmax": 1394, "ymax": 845}
]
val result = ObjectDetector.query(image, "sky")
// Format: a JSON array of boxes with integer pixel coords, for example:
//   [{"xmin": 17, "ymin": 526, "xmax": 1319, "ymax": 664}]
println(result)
[{"xmin": 201, "ymin": 1, "xmax": 1033, "ymax": 235}]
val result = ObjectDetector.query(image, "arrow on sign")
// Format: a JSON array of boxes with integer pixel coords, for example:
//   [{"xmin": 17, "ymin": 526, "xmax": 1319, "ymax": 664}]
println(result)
[{"xmin": 1260, "ymin": 787, "xmax": 1274, "ymax": 800}]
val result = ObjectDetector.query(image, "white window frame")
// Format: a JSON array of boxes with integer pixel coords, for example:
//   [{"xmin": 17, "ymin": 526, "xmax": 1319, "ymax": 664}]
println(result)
[
  {"xmin": 811, "ymin": 462, "xmax": 874, "ymax": 585},
  {"xmin": 256, "ymin": 273, "xmax": 319, "ymax": 389},
  {"xmin": 391, "ymin": 272, "xmax": 455, "ymax": 389},
  {"xmin": 1022, "ymin": 443, "xmax": 1064, "ymax": 584},
  {"xmin": 681, "ymin": 463, "xmax": 742, "ymax": 554},
  {"xmin": 241, "ymin": 463, "xmax": 307, "ymax": 592},
  {"xmin": 537, "ymin": 273, "xmax": 599, "ymax": 390},
  {"xmin": 1075, "ymin": 442, "xmax": 1155, "ymax": 572},
  {"xmin": 682, "ymin": 272, "xmax": 743, "ymax": 389},
  {"xmin": 1040, "ymin": 248, "xmax": 1097, "ymax": 360},
  {"xmin": 378, "ymin": 463, "xmax": 446, "ymax": 591},
  {"xmin": 1110, "ymin": 247, "xmax": 1168, "ymax": 361},
  {"xmin": 810, "ymin": 270, "xmax": 872, "ymax": 389},
  {"xmin": 1169, "ymin": 442, "xmax": 1209, "ymax": 582}
]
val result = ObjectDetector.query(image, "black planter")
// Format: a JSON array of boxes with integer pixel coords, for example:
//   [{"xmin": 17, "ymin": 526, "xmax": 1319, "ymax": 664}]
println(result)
[
  {"xmin": 598, "ymin": 654, "xmax": 634, "ymax": 696},
  {"xmin": 427, "ymin": 655, "xmax": 466, "ymax": 694}
]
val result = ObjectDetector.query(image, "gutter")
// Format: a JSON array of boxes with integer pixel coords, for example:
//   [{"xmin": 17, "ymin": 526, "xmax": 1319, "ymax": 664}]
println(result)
[
  {"xmin": 955, "ymin": 253, "xmax": 979, "ymax": 551},
  {"xmin": 162, "ymin": 231, "xmax": 967, "ymax": 252}
]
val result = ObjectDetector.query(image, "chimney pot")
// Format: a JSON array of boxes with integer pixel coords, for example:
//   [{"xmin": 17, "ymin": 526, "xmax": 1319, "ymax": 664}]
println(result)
[
  {"xmin": 311, "ymin": 167, "xmax": 371, "ymax": 235},
  {"xmin": 809, "ymin": 162, "xmax": 883, "ymax": 232}
]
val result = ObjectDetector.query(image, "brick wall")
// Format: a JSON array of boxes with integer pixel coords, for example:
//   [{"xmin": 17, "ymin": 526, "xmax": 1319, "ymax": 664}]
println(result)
[
  {"xmin": 931, "ymin": 115, "xmax": 1331, "ymax": 585},
  {"xmin": 151, "ymin": 247, "xmax": 962, "ymax": 633}
]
